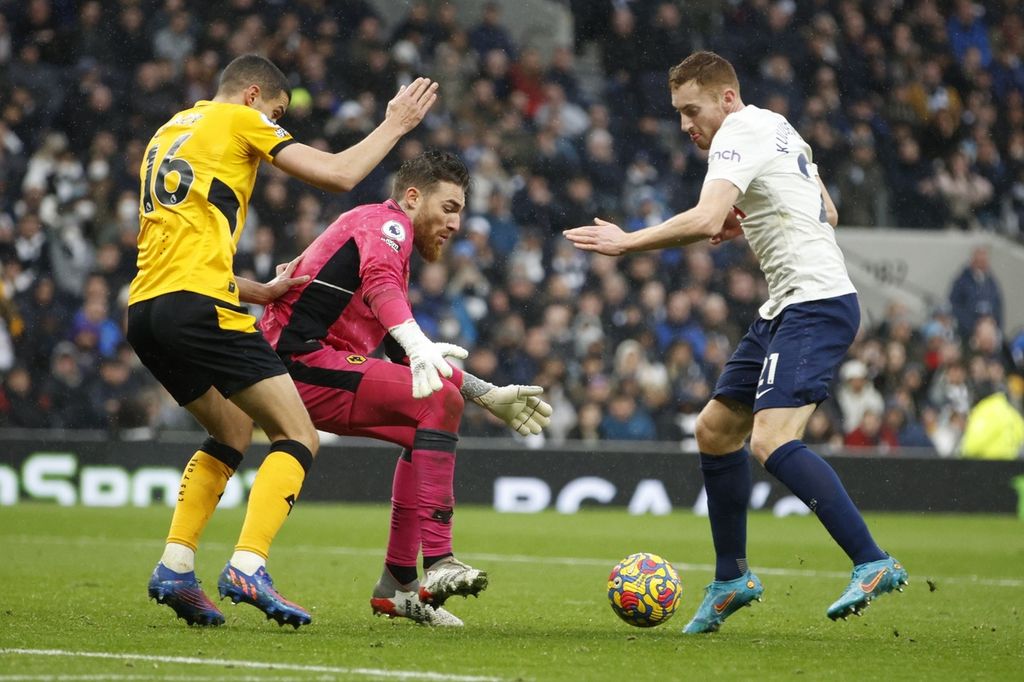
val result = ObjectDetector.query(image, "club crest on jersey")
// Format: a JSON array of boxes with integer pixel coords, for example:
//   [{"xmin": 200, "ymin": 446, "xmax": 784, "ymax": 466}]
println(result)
[
  {"xmin": 346, "ymin": 354, "xmax": 367, "ymax": 364},
  {"xmin": 258, "ymin": 112, "xmax": 290, "ymax": 137},
  {"xmin": 381, "ymin": 220, "xmax": 406, "ymax": 242}
]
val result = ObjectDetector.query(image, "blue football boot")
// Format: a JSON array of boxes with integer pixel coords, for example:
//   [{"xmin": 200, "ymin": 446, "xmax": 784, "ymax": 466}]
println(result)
[
  {"xmin": 827, "ymin": 556, "xmax": 908, "ymax": 621},
  {"xmin": 217, "ymin": 563, "xmax": 312, "ymax": 629},
  {"xmin": 683, "ymin": 571, "xmax": 764, "ymax": 634},
  {"xmin": 147, "ymin": 563, "xmax": 225, "ymax": 626}
]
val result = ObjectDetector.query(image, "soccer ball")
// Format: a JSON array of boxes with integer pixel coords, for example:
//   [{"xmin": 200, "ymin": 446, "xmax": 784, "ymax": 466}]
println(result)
[{"xmin": 607, "ymin": 552, "xmax": 681, "ymax": 627}]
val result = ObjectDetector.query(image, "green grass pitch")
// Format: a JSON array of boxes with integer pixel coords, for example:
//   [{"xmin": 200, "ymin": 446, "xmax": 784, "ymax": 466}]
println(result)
[{"xmin": 1, "ymin": 504, "xmax": 1021, "ymax": 680}]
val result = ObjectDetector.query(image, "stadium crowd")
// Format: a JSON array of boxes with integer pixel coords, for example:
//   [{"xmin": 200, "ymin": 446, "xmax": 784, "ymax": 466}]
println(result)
[{"xmin": 0, "ymin": 0, "xmax": 1022, "ymax": 457}]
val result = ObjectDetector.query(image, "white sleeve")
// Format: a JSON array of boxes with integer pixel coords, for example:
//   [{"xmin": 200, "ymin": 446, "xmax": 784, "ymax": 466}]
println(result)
[{"xmin": 703, "ymin": 115, "xmax": 773, "ymax": 194}]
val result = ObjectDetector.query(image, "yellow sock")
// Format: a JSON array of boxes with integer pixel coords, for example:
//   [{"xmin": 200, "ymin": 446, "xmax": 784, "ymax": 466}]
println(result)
[
  {"xmin": 166, "ymin": 450, "xmax": 235, "ymax": 550},
  {"xmin": 235, "ymin": 450, "xmax": 307, "ymax": 558}
]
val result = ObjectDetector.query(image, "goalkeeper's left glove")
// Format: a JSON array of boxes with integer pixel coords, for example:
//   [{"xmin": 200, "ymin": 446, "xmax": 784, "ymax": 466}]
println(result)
[
  {"xmin": 388, "ymin": 319, "xmax": 468, "ymax": 398},
  {"xmin": 472, "ymin": 384, "xmax": 553, "ymax": 436}
]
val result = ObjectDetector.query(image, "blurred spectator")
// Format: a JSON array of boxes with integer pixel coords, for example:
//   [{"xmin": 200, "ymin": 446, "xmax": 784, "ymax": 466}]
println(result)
[
  {"xmin": 844, "ymin": 410, "xmax": 888, "ymax": 450},
  {"xmin": 835, "ymin": 136, "xmax": 888, "ymax": 226},
  {"xmin": 0, "ymin": 364, "xmax": 47, "ymax": 428},
  {"xmin": 469, "ymin": 2, "xmax": 516, "ymax": 59},
  {"xmin": 805, "ymin": 406, "xmax": 844, "ymax": 451},
  {"xmin": 935, "ymin": 151, "xmax": 994, "ymax": 230},
  {"xmin": 949, "ymin": 247, "xmax": 1004, "ymax": 335},
  {"xmin": 40, "ymin": 341, "xmax": 99, "ymax": 429},
  {"xmin": 599, "ymin": 394, "xmax": 655, "ymax": 441},
  {"xmin": 836, "ymin": 359, "xmax": 885, "ymax": 433},
  {"xmin": 960, "ymin": 383, "xmax": 1024, "ymax": 459},
  {"xmin": 947, "ymin": 0, "xmax": 992, "ymax": 68},
  {"xmin": 655, "ymin": 290, "xmax": 705, "ymax": 357}
]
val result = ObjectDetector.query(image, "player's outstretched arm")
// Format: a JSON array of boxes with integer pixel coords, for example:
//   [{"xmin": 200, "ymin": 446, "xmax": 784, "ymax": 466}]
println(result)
[
  {"xmin": 272, "ymin": 78, "xmax": 439, "ymax": 192},
  {"xmin": 565, "ymin": 179, "xmax": 739, "ymax": 255},
  {"xmin": 460, "ymin": 374, "xmax": 553, "ymax": 436},
  {"xmin": 236, "ymin": 256, "xmax": 309, "ymax": 305}
]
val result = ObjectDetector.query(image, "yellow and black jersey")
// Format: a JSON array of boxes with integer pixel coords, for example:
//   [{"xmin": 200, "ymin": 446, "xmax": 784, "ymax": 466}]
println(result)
[{"xmin": 128, "ymin": 101, "xmax": 295, "ymax": 306}]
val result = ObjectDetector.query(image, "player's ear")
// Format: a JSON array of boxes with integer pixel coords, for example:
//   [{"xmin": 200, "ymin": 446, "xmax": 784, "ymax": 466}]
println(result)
[
  {"xmin": 244, "ymin": 84, "xmax": 260, "ymax": 106},
  {"xmin": 404, "ymin": 186, "xmax": 421, "ymax": 210}
]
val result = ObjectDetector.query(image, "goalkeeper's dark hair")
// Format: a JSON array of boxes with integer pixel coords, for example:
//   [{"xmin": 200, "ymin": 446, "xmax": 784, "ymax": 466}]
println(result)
[
  {"xmin": 218, "ymin": 54, "xmax": 290, "ymax": 101},
  {"xmin": 391, "ymin": 150, "xmax": 470, "ymax": 200}
]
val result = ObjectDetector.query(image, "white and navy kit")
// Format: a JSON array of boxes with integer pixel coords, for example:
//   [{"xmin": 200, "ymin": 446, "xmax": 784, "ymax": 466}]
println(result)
[{"xmin": 705, "ymin": 105, "xmax": 858, "ymax": 410}]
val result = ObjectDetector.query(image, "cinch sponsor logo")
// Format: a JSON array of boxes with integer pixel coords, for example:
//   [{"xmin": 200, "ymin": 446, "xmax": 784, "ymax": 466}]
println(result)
[
  {"xmin": 709, "ymin": 149, "xmax": 741, "ymax": 162},
  {"xmin": 0, "ymin": 453, "xmax": 255, "ymax": 507}
]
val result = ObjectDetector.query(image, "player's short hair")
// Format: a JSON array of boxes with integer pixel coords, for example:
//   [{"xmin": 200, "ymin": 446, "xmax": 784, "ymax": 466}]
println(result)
[
  {"xmin": 668, "ymin": 51, "xmax": 740, "ymax": 94},
  {"xmin": 391, "ymin": 150, "xmax": 470, "ymax": 199},
  {"xmin": 217, "ymin": 54, "xmax": 290, "ymax": 100}
]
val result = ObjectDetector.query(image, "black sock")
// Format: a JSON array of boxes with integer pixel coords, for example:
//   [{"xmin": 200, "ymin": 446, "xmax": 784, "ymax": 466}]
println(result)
[
  {"xmin": 386, "ymin": 563, "xmax": 418, "ymax": 586},
  {"xmin": 423, "ymin": 553, "xmax": 453, "ymax": 570}
]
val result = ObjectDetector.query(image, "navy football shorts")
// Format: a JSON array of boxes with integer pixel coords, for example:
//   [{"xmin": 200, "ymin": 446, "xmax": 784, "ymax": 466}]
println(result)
[{"xmin": 713, "ymin": 293, "xmax": 859, "ymax": 412}]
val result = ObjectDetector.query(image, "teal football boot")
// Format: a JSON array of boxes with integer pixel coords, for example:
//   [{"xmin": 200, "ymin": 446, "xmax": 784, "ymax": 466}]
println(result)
[
  {"xmin": 827, "ymin": 556, "xmax": 908, "ymax": 621},
  {"xmin": 683, "ymin": 571, "xmax": 764, "ymax": 634}
]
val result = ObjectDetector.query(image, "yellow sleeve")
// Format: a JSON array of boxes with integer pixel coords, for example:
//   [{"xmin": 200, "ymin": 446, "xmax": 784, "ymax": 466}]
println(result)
[{"xmin": 234, "ymin": 107, "xmax": 295, "ymax": 163}]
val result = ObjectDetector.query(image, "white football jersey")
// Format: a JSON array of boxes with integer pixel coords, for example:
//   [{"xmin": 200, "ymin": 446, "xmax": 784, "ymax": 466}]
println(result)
[{"xmin": 703, "ymin": 105, "xmax": 856, "ymax": 319}]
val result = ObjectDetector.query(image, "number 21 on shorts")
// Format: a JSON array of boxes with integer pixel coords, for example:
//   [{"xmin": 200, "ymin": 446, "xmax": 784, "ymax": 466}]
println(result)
[{"xmin": 756, "ymin": 352, "xmax": 779, "ymax": 400}]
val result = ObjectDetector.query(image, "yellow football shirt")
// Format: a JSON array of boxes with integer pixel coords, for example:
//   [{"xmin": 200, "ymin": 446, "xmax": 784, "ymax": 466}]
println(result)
[{"xmin": 128, "ymin": 101, "xmax": 294, "ymax": 306}]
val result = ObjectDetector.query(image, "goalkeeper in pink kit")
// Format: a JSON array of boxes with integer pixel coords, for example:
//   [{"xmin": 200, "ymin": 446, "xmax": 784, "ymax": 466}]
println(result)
[{"xmin": 260, "ymin": 150, "xmax": 552, "ymax": 625}]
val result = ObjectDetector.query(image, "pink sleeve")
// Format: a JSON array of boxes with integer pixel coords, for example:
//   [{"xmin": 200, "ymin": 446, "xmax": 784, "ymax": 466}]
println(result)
[
  {"xmin": 447, "ymin": 364, "xmax": 464, "ymax": 388},
  {"xmin": 369, "ymin": 291, "xmax": 413, "ymax": 329},
  {"xmin": 357, "ymin": 209, "xmax": 415, "ymax": 328}
]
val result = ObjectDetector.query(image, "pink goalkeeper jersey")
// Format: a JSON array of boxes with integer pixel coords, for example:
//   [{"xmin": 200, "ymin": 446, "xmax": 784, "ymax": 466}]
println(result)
[{"xmin": 260, "ymin": 199, "xmax": 415, "ymax": 356}]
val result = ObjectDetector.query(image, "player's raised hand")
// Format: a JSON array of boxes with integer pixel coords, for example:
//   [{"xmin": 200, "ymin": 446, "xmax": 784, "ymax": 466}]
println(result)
[
  {"xmin": 263, "ymin": 255, "xmax": 309, "ymax": 301},
  {"xmin": 385, "ymin": 77, "xmax": 439, "ymax": 134},
  {"xmin": 564, "ymin": 218, "xmax": 630, "ymax": 256},
  {"xmin": 473, "ymin": 384, "xmax": 553, "ymax": 436}
]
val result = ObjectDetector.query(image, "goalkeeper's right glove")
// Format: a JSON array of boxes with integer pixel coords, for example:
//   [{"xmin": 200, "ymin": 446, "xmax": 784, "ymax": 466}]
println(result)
[{"xmin": 388, "ymin": 319, "xmax": 468, "ymax": 398}]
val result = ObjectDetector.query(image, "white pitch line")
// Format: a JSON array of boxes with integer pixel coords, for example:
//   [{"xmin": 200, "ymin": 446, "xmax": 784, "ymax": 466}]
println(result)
[
  {"xmin": 4, "ymin": 534, "xmax": 1022, "ymax": 588},
  {"xmin": 0, "ymin": 650, "xmax": 502, "ymax": 682},
  {"xmin": 0, "ymin": 671, "xmax": 307, "ymax": 675}
]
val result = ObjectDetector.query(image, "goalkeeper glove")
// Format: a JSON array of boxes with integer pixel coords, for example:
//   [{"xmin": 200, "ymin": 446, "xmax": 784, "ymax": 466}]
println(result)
[
  {"xmin": 388, "ymin": 320, "xmax": 468, "ymax": 398},
  {"xmin": 473, "ymin": 384, "xmax": 553, "ymax": 436}
]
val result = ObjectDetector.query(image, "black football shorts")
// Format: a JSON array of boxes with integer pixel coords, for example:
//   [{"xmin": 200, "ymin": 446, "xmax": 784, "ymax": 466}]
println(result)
[{"xmin": 127, "ymin": 291, "xmax": 287, "ymax": 406}]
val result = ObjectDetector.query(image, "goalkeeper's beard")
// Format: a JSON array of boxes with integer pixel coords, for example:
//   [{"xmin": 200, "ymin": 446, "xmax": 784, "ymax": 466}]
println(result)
[{"xmin": 414, "ymin": 233, "xmax": 444, "ymax": 262}]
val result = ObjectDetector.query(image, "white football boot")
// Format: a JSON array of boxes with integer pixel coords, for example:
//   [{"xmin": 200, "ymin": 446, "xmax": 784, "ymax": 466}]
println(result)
[{"xmin": 418, "ymin": 556, "xmax": 488, "ymax": 607}]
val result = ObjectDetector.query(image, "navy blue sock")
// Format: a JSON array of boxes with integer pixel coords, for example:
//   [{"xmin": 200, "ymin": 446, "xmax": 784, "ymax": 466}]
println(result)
[
  {"xmin": 700, "ymin": 448, "xmax": 752, "ymax": 581},
  {"xmin": 764, "ymin": 440, "xmax": 886, "ymax": 565}
]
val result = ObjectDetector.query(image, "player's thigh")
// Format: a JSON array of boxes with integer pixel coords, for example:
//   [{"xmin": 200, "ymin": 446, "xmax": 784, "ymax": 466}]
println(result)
[
  {"xmin": 347, "ymin": 360, "xmax": 438, "ymax": 429},
  {"xmin": 182, "ymin": 387, "xmax": 254, "ymax": 453},
  {"xmin": 230, "ymin": 373, "xmax": 318, "ymax": 452},
  {"xmin": 756, "ymin": 294, "xmax": 859, "ymax": 411},
  {"xmin": 695, "ymin": 396, "xmax": 754, "ymax": 454},
  {"xmin": 282, "ymin": 350, "xmax": 392, "ymax": 430},
  {"xmin": 127, "ymin": 296, "xmax": 215, "ymax": 407},
  {"xmin": 749, "ymin": 403, "xmax": 817, "ymax": 463},
  {"xmin": 133, "ymin": 292, "xmax": 293, "ymax": 406},
  {"xmin": 710, "ymin": 318, "xmax": 771, "ymax": 408}
]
